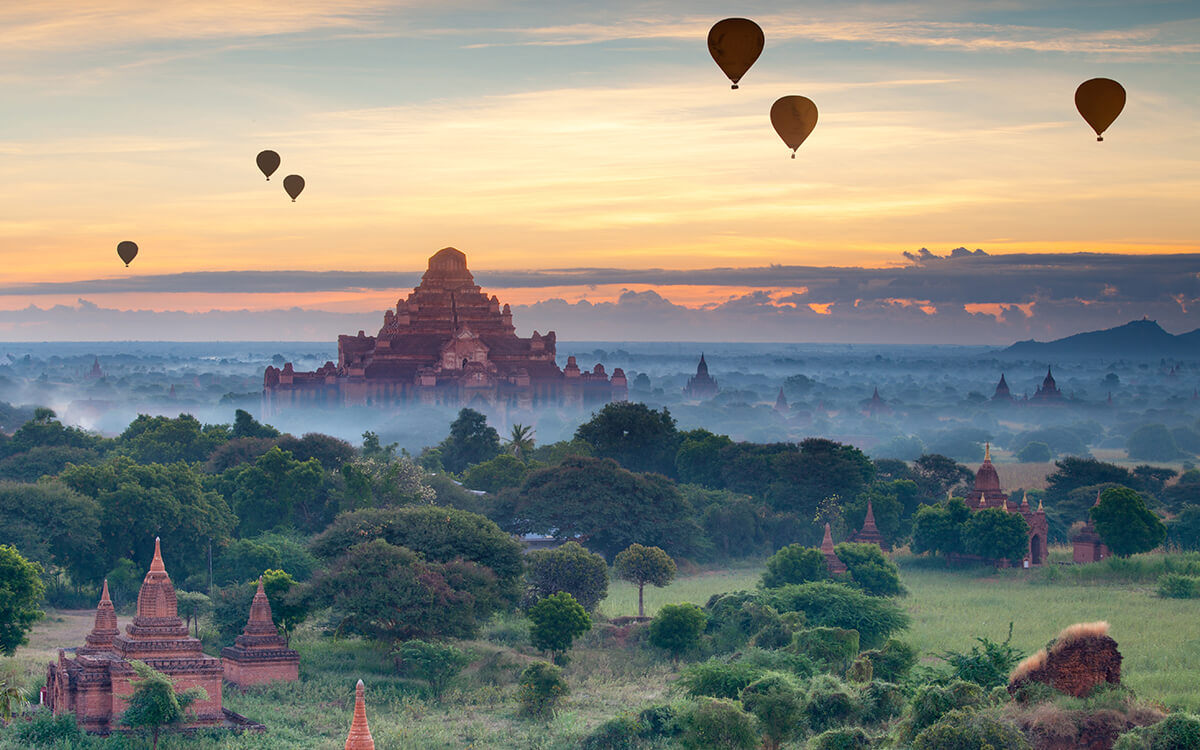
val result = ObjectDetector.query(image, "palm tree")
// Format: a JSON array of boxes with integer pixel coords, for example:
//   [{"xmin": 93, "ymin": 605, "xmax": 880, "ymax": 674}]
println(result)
[
  {"xmin": 506, "ymin": 424, "xmax": 536, "ymax": 461},
  {"xmin": 0, "ymin": 680, "xmax": 26, "ymax": 726}
]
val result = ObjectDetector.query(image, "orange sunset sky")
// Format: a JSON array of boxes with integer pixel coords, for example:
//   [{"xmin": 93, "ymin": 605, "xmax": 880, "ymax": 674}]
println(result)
[{"xmin": 0, "ymin": 1, "xmax": 1197, "ymax": 342}]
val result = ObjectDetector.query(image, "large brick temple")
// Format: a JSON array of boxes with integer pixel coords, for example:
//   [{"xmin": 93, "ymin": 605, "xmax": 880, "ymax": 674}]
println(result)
[
  {"xmin": 965, "ymin": 443, "xmax": 1050, "ymax": 567},
  {"xmin": 262, "ymin": 247, "xmax": 628, "ymax": 414}
]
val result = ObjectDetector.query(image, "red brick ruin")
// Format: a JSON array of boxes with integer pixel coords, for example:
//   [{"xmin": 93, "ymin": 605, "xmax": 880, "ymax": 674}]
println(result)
[
  {"xmin": 46, "ymin": 538, "xmax": 290, "ymax": 733},
  {"xmin": 1071, "ymin": 490, "xmax": 1112, "ymax": 564},
  {"xmin": 263, "ymin": 247, "xmax": 628, "ymax": 415},
  {"xmin": 222, "ymin": 577, "xmax": 300, "ymax": 687},
  {"xmin": 850, "ymin": 498, "xmax": 887, "ymax": 549},
  {"xmin": 821, "ymin": 522, "xmax": 848, "ymax": 574},
  {"xmin": 1009, "ymin": 622, "xmax": 1123, "ymax": 699}
]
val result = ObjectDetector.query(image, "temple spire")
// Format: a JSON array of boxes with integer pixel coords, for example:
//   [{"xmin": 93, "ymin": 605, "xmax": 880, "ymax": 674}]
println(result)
[
  {"xmin": 345, "ymin": 680, "xmax": 375, "ymax": 750},
  {"xmin": 150, "ymin": 536, "xmax": 165, "ymax": 573},
  {"xmin": 1037, "ymin": 496, "xmax": 1044, "ymax": 512},
  {"xmin": 984, "ymin": 441, "xmax": 991, "ymax": 462}
]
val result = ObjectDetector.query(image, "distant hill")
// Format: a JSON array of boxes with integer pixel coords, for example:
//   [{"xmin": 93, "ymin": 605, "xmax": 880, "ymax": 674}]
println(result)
[{"xmin": 1000, "ymin": 319, "xmax": 1200, "ymax": 357}]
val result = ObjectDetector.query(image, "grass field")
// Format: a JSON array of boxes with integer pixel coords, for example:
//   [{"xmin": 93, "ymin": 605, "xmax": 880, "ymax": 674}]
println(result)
[{"xmin": 4, "ymin": 551, "xmax": 1198, "ymax": 748}]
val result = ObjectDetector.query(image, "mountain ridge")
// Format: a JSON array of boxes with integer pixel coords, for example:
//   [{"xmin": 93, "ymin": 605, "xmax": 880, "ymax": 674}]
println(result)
[{"xmin": 1000, "ymin": 319, "xmax": 1200, "ymax": 357}]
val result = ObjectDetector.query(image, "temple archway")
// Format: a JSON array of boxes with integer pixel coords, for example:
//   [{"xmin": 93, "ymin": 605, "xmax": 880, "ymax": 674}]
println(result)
[{"xmin": 1030, "ymin": 535, "xmax": 1043, "ymax": 565}]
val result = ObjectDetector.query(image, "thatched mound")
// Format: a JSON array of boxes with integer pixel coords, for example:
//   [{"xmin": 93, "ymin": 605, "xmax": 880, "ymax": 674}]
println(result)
[{"xmin": 1009, "ymin": 622, "xmax": 1122, "ymax": 699}]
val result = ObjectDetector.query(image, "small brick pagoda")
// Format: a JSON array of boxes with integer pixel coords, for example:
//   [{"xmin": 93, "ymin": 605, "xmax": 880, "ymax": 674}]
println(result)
[
  {"xmin": 1071, "ymin": 491, "xmax": 1111, "ymax": 564},
  {"xmin": 820, "ymin": 522, "xmax": 847, "ymax": 574},
  {"xmin": 46, "ymin": 538, "xmax": 224, "ymax": 733},
  {"xmin": 965, "ymin": 444, "xmax": 1049, "ymax": 566},
  {"xmin": 850, "ymin": 499, "xmax": 887, "ymax": 550},
  {"xmin": 222, "ymin": 577, "xmax": 300, "ymax": 687},
  {"xmin": 344, "ymin": 679, "xmax": 375, "ymax": 750}
]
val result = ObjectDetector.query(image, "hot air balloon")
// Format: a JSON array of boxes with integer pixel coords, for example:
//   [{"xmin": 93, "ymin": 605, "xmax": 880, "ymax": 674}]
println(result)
[
  {"xmin": 256, "ymin": 150, "xmax": 281, "ymax": 180},
  {"xmin": 116, "ymin": 241, "xmax": 138, "ymax": 267},
  {"xmin": 1075, "ymin": 78, "xmax": 1125, "ymax": 141},
  {"xmin": 707, "ymin": 18, "xmax": 764, "ymax": 89},
  {"xmin": 283, "ymin": 175, "xmax": 305, "ymax": 202},
  {"xmin": 770, "ymin": 96, "xmax": 818, "ymax": 158}
]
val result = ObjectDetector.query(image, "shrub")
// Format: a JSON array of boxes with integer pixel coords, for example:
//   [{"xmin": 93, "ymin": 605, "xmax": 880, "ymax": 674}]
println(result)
[
  {"xmin": 834, "ymin": 542, "xmax": 906, "ymax": 597},
  {"xmin": 861, "ymin": 680, "xmax": 906, "ymax": 724},
  {"xmin": 790, "ymin": 627, "xmax": 860, "ymax": 673},
  {"xmin": 578, "ymin": 715, "xmax": 644, "ymax": 750},
  {"xmin": 748, "ymin": 619, "xmax": 795, "ymax": 650},
  {"xmin": 810, "ymin": 727, "xmax": 873, "ymax": 750},
  {"xmin": 517, "ymin": 661, "xmax": 568, "ymax": 719},
  {"xmin": 1156, "ymin": 573, "xmax": 1200, "ymax": 599},
  {"xmin": 1113, "ymin": 713, "xmax": 1200, "ymax": 750},
  {"xmin": 938, "ymin": 624, "xmax": 1024, "ymax": 688},
  {"xmin": 13, "ymin": 709, "xmax": 86, "ymax": 746},
  {"xmin": 680, "ymin": 698, "xmax": 759, "ymax": 750},
  {"xmin": 761, "ymin": 544, "xmax": 828, "ymax": 588},
  {"xmin": 635, "ymin": 703, "xmax": 682, "ymax": 739},
  {"xmin": 906, "ymin": 680, "xmax": 988, "ymax": 738},
  {"xmin": 678, "ymin": 659, "xmax": 766, "ymax": 700},
  {"xmin": 528, "ymin": 592, "xmax": 590, "ymax": 663},
  {"xmin": 762, "ymin": 582, "xmax": 909, "ymax": 648},
  {"xmin": 704, "ymin": 592, "xmax": 792, "ymax": 652},
  {"xmin": 393, "ymin": 639, "xmax": 471, "ymax": 703},
  {"xmin": 805, "ymin": 674, "xmax": 863, "ymax": 733},
  {"xmin": 860, "ymin": 639, "xmax": 918, "ymax": 683},
  {"xmin": 913, "ymin": 708, "xmax": 1032, "ymax": 750},
  {"xmin": 846, "ymin": 655, "xmax": 873, "ymax": 683},
  {"xmin": 740, "ymin": 674, "xmax": 805, "ymax": 750},
  {"xmin": 649, "ymin": 603, "xmax": 707, "ymax": 661}
]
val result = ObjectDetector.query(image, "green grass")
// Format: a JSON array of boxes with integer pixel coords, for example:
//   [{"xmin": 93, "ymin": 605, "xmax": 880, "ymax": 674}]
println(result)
[{"xmin": 599, "ymin": 560, "xmax": 764, "ymax": 618}]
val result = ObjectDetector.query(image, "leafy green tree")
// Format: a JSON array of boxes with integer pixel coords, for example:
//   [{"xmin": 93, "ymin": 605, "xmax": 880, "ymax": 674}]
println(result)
[
  {"xmin": 210, "ymin": 582, "xmax": 257, "ymax": 643},
  {"xmin": 740, "ymin": 674, "xmax": 806, "ymax": 750},
  {"xmin": 310, "ymin": 540, "xmax": 478, "ymax": 641},
  {"xmin": 649, "ymin": 603, "xmax": 707, "ymax": 662},
  {"xmin": 360, "ymin": 431, "xmax": 397, "ymax": 461},
  {"xmin": 676, "ymin": 429, "xmax": 734, "ymax": 487},
  {"xmin": 767, "ymin": 439, "xmax": 876, "ymax": 518},
  {"xmin": 761, "ymin": 544, "xmax": 828, "ymax": 589},
  {"xmin": 963, "ymin": 507, "xmax": 1030, "ymax": 562},
  {"xmin": 121, "ymin": 660, "xmax": 208, "ymax": 750},
  {"xmin": 700, "ymin": 494, "xmax": 766, "ymax": 558},
  {"xmin": 1092, "ymin": 486, "xmax": 1167, "ymax": 557},
  {"xmin": 614, "ymin": 544, "xmax": 676, "ymax": 617},
  {"xmin": 912, "ymin": 454, "xmax": 974, "ymax": 502},
  {"xmin": 1168, "ymin": 504, "xmax": 1200, "ymax": 551},
  {"xmin": 762, "ymin": 581, "xmax": 910, "ymax": 649},
  {"xmin": 0, "ymin": 445, "xmax": 104, "ymax": 482},
  {"xmin": 1017, "ymin": 441, "xmax": 1053, "ymax": 463},
  {"xmin": 231, "ymin": 409, "xmax": 279, "ymax": 439},
  {"xmin": 0, "ymin": 678, "xmax": 25, "ymax": 726},
  {"xmin": 512, "ymin": 456, "xmax": 697, "ymax": 560},
  {"xmin": 0, "ymin": 545, "xmax": 44, "ymax": 655},
  {"xmin": 834, "ymin": 542, "xmax": 905, "ymax": 597},
  {"xmin": 119, "ymin": 413, "xmax": 228, "ymax": 464},
  {"xmin": 439, "ymin": 409, "xmax": 502, "ymax": 474},
  {"xmin": 462, "ymin": 453, "xmax": 530, "ymax": 493},
  {"xmin": 505, "ymin": 424, "xmax": 536, "ymax": 461},
  {"xmin": 1127, "ymin": 424, "xmax": 1181, "ymax": 461},
  {"xmin": 261, "ymin": 569, "xmax": 309, "ymax": 647},
  {"xmin": 334, "ymin": 456, "xmax": 436, "ymax": 514},
  {"xmin": 0, "ymin": 481, "xmax": 104, "ymax": 586},
  {"xmin": 517, "ymin": 661, "xmax": 568, "ymax": 719},
  {"xmin": 276, "ymin": 432, "xmax": 356, "ymax": 471},
  {"xmin": 2, "ymin": 408, "xmax": 105, "ymax": 457},
  {"xmin": 528, "ymin": 592, "xmax": 591, "ymax": 663},
  {"xmin": 213, "ymin": 539, "xmax": 281, "ymax": 585},
  {"xmin": 574, "ymin": 402, "xmax": 680, "ymax": 477},
  {"xmin": 394, "ymin": 639, "xmax": 471, "ymax": 703},
  {"xmin": 911, "ymin": 499, "xmax": 971, "ymax": 558},
  {"xmin": 221, "ymin": 446, "xmax": 326, "ymax": 535},
  {"xmin": 1045, "ymin": 458, "xmax": 1134, "ymax": 509},
  {"xmin": 680, "ymin": 698, "xmax": 759, "ymax": 750},
  {"xmin": 524, "ymin": 541, "xmax": 608, "ymax": 612},
  {"xmin": 310, "ymin": 506, "xmax": 523, "ymax": 605},
  {"xmin": 204, "ymin": 437, "xmax": 279, "ymax": 472},
  {"xmin": 175, "ymin": 591, "xmax": 211, "ymax": 638}
]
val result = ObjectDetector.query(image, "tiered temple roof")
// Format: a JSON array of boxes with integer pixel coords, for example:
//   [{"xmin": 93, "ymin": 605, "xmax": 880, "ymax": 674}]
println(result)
[
  {"xmin": 344, "ymin": 680, "xmax": 375, "ymax": 750},
  {"xmin": 222, "ymin": 578, "xmax": 299, "ymax": 687},
  {"xmin": 820, "ymin": 523, "xmax": 847, "ymax": 574},
  {"xmin": 683, "ymin": 354, "xmax": 719, "ymax": 400},
  {"xmin": 961, "ymin": 447, "xmax": 1049, "ymax": 566},
  {"xmin": 851, "ymin": 500, "xmax": 886, "ymax": 549}
]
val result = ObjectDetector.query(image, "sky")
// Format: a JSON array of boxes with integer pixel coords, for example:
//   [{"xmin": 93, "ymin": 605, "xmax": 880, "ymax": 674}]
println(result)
[{"xmin": 0, "ymin": 0, "xmax": 1197, "ymax": 343}]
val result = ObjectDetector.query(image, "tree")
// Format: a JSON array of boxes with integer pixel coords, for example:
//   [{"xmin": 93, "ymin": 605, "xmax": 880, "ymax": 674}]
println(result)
[
  {"xmin": 175, "ymin": 591, "xmax": 211, "ymax": 638},
  {"xmin": 963, "ymin": 507, "xmax": 1029, "ymax": 562},
  {"xmin": 0, "ymin": 679, "xmax": 24, "ymax": 726},
  {"xmin": 912, "ymin": 454, "xmax": 974, "ymax": 502},
  {"xmin": 439, "ymin": 409, "xmax": 502, "ymax": 474},
  {"xmin": 676, "ymin": 429, "xmax": 734, "ymax": 487},
  {"xmin": 761, "ymin": 544, "xmax": 828, "ymax": 589},
  {"xmin": 574, "ymin": 402, "xmax": 680, "ymax": 477},
  {"xmin": 360, "ymin": 431, "xmax": 397, "ymax": 461},
  {"xmin": 524, "ymin": 541, "xmax": 609, "ymax": 612},
  {"xmin": 0, "ymin": 480, "xmax": 104, "ymax": 587},
  {"xmin": 517, "ymin": 661, "xmax": 568, "ymax": 719},
  {"xmin": 121, "ymin": 660, "xmax": 207, "ymax": 750},
  {"xmin": 911, "ymin": 499, "xmax": 971, "ymax": 558},
  {"xmin": 311, "ymin": 506, "xmax": 523, "ymax": 605},
  {"xmin": 119, "ymin": 413, "xmax": 228, "ymax": 464},
  {"xmin": 0, "ymin": 544, "xmax": 44, "ymax": 656},
  {"xmin": 614, "ymin": 544, "xmax": 676, "ymax": 617},
  {"xmin": 528, "ymin": 592, "xmax": 591, "ymax": 663},
  {"xmin": 834, "ymin": 542, "xmax": 905, "ymax": 597},
  {"xmin": 762, "ymin": 582, "xmax": 909, "ymax": 649},
  {"xmin": 276, "ymin": 432, "xmax": 356, "ymax": 471},
  {"xmin": 1017, "ymin": 441, "xmax": 1053, "ymax": 463},
  {"xmin": 1168, "ymin": 505, "xmax": 1200, "ymax": 551},
  {"xmin": 310, "ymin": 540, "xmax": 479, "ymax": 641},
  {"xmin": 740, "ymin": 674, "xmax": 805, "ymax": 750},
  {"xmin": 231, "ymin": 409, "xmax": 279, "ymax": 439},
  {"xmin": 1092, "ymin": 486, "xmax": 1166, "ymax": 557},
  {"xmin": 512, "ymin": 456, "xmax": 697, "ymax": 560},
  {"xmin": 221, "ymin": 446, "xmax": 326, "ymax": 536},
  {"xmin": 394, "ymin": 639, "xmax": 471, "ymax": 703},
  {"xmin": 262, "ymin": 568, "xmax": 309, "ymax": 647},
  {"xmin": 767, "ymin": 438, "xmax": 875, "ymax": 518},
  {"xmin": 462, "ymin": 453, "xmax": 530, "ymax": 494},
  {"xmin": 505, "ymin": 424, "xmax": 536, "ymax": 461},
  {"xmin": 649, "ymin": 603, "xmax": 707, "ymax": 661},
  {"xmin": 213, "ymin": 539, "xmax": 281, "ymax": 586},
  {"xmin": 1127, "ymin": 424, "xmax": 1181, "ymax": 461}
]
